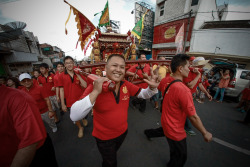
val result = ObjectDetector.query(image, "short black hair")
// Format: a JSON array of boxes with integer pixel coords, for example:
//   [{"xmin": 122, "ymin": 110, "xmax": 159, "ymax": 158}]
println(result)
[
  {"xmin": 138, "ymin": 54, "xmax": 146, "ymax": 59},
  {"xmin": 39, "ymin": 63, "xmax": 49, "ymax": 69},
  {"xmin": 64, "ymin": 56, "xmax": 74, "ymax": 63},
  {"xmin": 57, "ymin": 62, "xmax": 64, "ymax": 67},
  {"xmin": 49, "ymin": 70, "xmax": 55, "ymax": 74},
  {"xmin": 33, "ymin": 69, "xmax": 40, "ymax": 73},
  {"xmin": 7, "ymin": 77, "xmax": 20, "ymax": 88},
  {"xmin": 107, "ymin": 54, "xmax": 125, "ymax": 64},
  {"xmin": 170, "ymin": 54, "xmax": 190, "ymax": 73}
]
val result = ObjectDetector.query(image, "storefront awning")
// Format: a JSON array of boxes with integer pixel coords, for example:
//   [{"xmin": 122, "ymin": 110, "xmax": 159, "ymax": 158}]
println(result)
[{"xmin": 186, "ymin": 52, "xmax": 250, "ymax": 62}]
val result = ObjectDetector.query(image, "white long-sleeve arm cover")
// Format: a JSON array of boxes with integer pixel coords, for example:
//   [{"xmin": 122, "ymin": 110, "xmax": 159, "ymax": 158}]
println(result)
[
  {"xmin": 70, "ymin": 87, "xmax": 158, "ymax": 121},
  {"xmin": 70, "ymin": 95, "xmax": 94, "ymax": 122},
  {"xmin": 137, "ymin": 87, "xmax": 158, "ymax": 99}
]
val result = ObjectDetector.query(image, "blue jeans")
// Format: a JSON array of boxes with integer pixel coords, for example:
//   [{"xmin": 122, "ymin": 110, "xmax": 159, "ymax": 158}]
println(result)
[
  {"xmin": 152, "ymin": 91, "xmax": 161, "ymax": 102},
  {"xmin": 213, "ymin": 88, "xmax": 225, "ymax": 102}
]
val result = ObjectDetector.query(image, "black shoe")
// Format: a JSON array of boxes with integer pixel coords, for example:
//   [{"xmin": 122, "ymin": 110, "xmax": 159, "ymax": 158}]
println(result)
[{"xmin": 144, "ymin": 130, "xmax": 151, "ymax": 141}]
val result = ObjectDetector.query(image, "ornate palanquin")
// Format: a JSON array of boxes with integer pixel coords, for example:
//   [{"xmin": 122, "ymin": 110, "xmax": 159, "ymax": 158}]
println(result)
[{"xmin": 91, "ymin": 27, "xmax": 133, "ymax": 63}]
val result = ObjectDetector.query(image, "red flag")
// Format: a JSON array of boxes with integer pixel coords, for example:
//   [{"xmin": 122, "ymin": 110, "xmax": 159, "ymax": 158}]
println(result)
[
  {"xmin": 175, "ymin": 23, "xmax": 184, "ymax": 54},
  {"xmin": 65, "ymin": 1, "xmax": 96, "ymax": 51}
]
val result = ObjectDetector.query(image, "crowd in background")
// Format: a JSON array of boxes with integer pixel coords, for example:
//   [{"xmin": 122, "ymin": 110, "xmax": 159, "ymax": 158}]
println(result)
[{"xmin": 1, "ymin": 54, "xmax": 249, "ymax": 167}]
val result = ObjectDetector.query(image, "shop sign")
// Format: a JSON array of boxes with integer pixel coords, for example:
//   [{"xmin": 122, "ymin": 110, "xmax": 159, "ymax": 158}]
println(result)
[{"xmin": 164, "ymin": 26, "xmax": 176, "ymax": 39}]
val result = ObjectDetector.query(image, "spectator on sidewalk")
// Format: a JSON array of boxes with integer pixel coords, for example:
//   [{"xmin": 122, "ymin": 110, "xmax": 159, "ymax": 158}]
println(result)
[{"xmin": 213, "ymin": 69, "xmax": 230, "ymax": 102}]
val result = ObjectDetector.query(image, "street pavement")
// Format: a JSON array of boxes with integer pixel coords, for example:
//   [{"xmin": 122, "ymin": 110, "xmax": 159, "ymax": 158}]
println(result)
[{"xmin": 47, "ymin": 97, "xmax": 250, "ymax": 167}]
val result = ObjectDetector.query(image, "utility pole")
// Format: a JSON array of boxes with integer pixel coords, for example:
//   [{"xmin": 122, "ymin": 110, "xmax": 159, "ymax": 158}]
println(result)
[{"xmin": 183, "ymin": 9, "xmax": 192, "ymax": 53}]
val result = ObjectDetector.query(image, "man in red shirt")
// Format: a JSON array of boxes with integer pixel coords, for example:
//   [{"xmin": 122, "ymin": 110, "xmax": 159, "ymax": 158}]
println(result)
[
  {"xmin": 70, "ymin": 54, "xmax": 160, "ymax": 167},
  {"xmin": 54, "ymin": 62, "xmax": 65, "ymax": 116},
  {"xmin": 38, "ymin": 63, "xmax": 60, "ymax": 123},
  {"xmin": 32, "ymin": 69, "xmax": 40, "ymax": 86},
  {"xmin": 59, "ymin": 56, "xmax": 88, "ymax": 138},
  {"xmin": 159, "ymin": 54, "xmax": 212, "ymax": 167},
  {"xmin": 0, "ymin": 84, "xmax": 47, "ymax": 167},
  {"xmin": 183, "ymin": 57, "xmax": 212, "ymax": 135},
  {"xmin": 126, "ymin": 54, "xmax": 151, "ymax": 112},
  {"xmin": 19, "ymin": 73, "xmax": 58, "ymax": 133}
]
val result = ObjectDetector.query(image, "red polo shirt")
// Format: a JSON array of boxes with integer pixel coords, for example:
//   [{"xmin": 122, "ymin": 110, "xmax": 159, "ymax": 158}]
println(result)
[
  {"xmin": 33, "ymin": 78, "xmax": 39, "ymax": 86},
  {"xmin": 20, "ymin": 84, "xmax": 49, "ymax": 114},
  {"xmin": 80, "ymin": 80, "xmax": 141, "ymax": 140},
  {"xmin": 158, "ymin": 73, "xmax": 174, "ymax": 95},
  {"xmin": 38, "ymin": 74, "xmax": 56, "ymax": 96},
  {"xmin": 127, "ymin": 64, "xmax": 151, "ymax": 88},
  {"xmin": 160, "ymin": 81, "xmax": 196, "ymax": 141},
  {"xmin": 183, "ymin": 71, "xmax": 201, "ymax": 94},
  {"xmin": 0, "ymin": 85, "xmax": 46, "ymax": 167},
  {"xmin": 54, "ymin": 72, "xmax": 62, "ymax": 88},
  {"xmin": 58, "ymin": 71, "xmax": 87, "ymax": 107}
]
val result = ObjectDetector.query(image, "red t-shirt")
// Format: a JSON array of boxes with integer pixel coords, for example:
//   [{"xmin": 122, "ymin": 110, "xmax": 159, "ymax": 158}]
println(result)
[
  {"xmin": 127, "ymin": 64, "xmax": 151, "ymax": 89},
  {"xmin": 160, "ymin": 81, "xmax": 196, "ymax": 141},
  {"xmin": 80, "ymin": 80, "xmax": 141, "ymax": 140},
  {"xmin": 242, "ymin": 88, "xmax": 250, "ymax": 100},
  {"xmin": 33, "ymin": 78, "xmax": 39, "ymax": 86},
  {"xmin": 53, "ymin": 73, "xmax": 60, "ymax": 87},
  {"xmin": 20, "ymin": 84, "xmax": 49, "ymax": 114},
  {"xmin": 158, "ymin": 73, "xmax": 174, "ymax": 95},
  {"xmin": 0, "ymin": 85, "xmax": 46, "ymax": 167},
  {"xmin": 38, "ymin": 74, "xmax": 56, "ymax": 96},
  {"xmin": 202, "ymin": 80, "xmax": 210, "ymax": 90},
  {"xmin": 183, "ymin": 71, "xmax": 201, "ymax": 94},
  {"xmin": 58, "ymin": 71, "xmax": 87, "ymax": 107}
]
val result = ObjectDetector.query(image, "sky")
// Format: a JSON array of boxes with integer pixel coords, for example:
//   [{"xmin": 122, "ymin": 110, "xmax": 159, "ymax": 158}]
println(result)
[{"xmin": 0, "ymin": 0, "xmax": 250, "ymax": 61}]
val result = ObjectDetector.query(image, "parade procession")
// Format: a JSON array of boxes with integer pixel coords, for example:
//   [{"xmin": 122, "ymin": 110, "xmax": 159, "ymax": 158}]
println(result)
[{"xmin": 0, "ymin": 0, "xmax": 250, "ymax": 167}]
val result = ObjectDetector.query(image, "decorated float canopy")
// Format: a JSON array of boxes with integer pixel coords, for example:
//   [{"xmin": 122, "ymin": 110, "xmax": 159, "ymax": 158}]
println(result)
[{"xmin": 91, "ymin": 26, "xmax": 137, "ymax": 62}]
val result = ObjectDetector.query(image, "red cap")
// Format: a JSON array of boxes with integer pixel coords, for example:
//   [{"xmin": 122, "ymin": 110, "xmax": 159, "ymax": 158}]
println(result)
[{"xmin": 190, "ymin": 56, "xmax": 195, "ymax": 61}]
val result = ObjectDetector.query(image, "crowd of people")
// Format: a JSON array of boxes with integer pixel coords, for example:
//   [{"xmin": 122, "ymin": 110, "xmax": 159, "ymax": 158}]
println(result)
[{"xmin": 1, "ymin": 53, "xmax": 249, "ymax": 167}]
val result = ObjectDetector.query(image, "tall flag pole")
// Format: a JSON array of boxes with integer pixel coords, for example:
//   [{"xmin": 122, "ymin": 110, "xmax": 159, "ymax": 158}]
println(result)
[
  {"xmin": 94, "ymin": 0, "xmax": 110, "ymax": 27},
  {"xmin": 64, "ymin": 0, "xmax": 96, "ymax": 51},
  {"xmin": 131, "ymin": 9, "xmax": 149, "ymax": 44},
  {"xmin": 175, "ymin": 23, "xmax": 185, "ymax": 54}
]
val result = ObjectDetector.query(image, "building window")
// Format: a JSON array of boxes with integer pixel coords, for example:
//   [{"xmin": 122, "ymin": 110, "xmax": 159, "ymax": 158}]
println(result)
[
  {"xmin": 160, "ymin": 4, "xmax": 164, "ymax": 16},
  {"xmin": 191, "ymin": 0, "xmax": 199, "ymax": 6}
]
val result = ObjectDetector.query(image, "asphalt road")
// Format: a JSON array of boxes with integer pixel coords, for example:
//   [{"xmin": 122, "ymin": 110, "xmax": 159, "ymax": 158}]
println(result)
[{"xmin": 47, "ymin": 98, "xmax": 250, "ymax": 167}]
